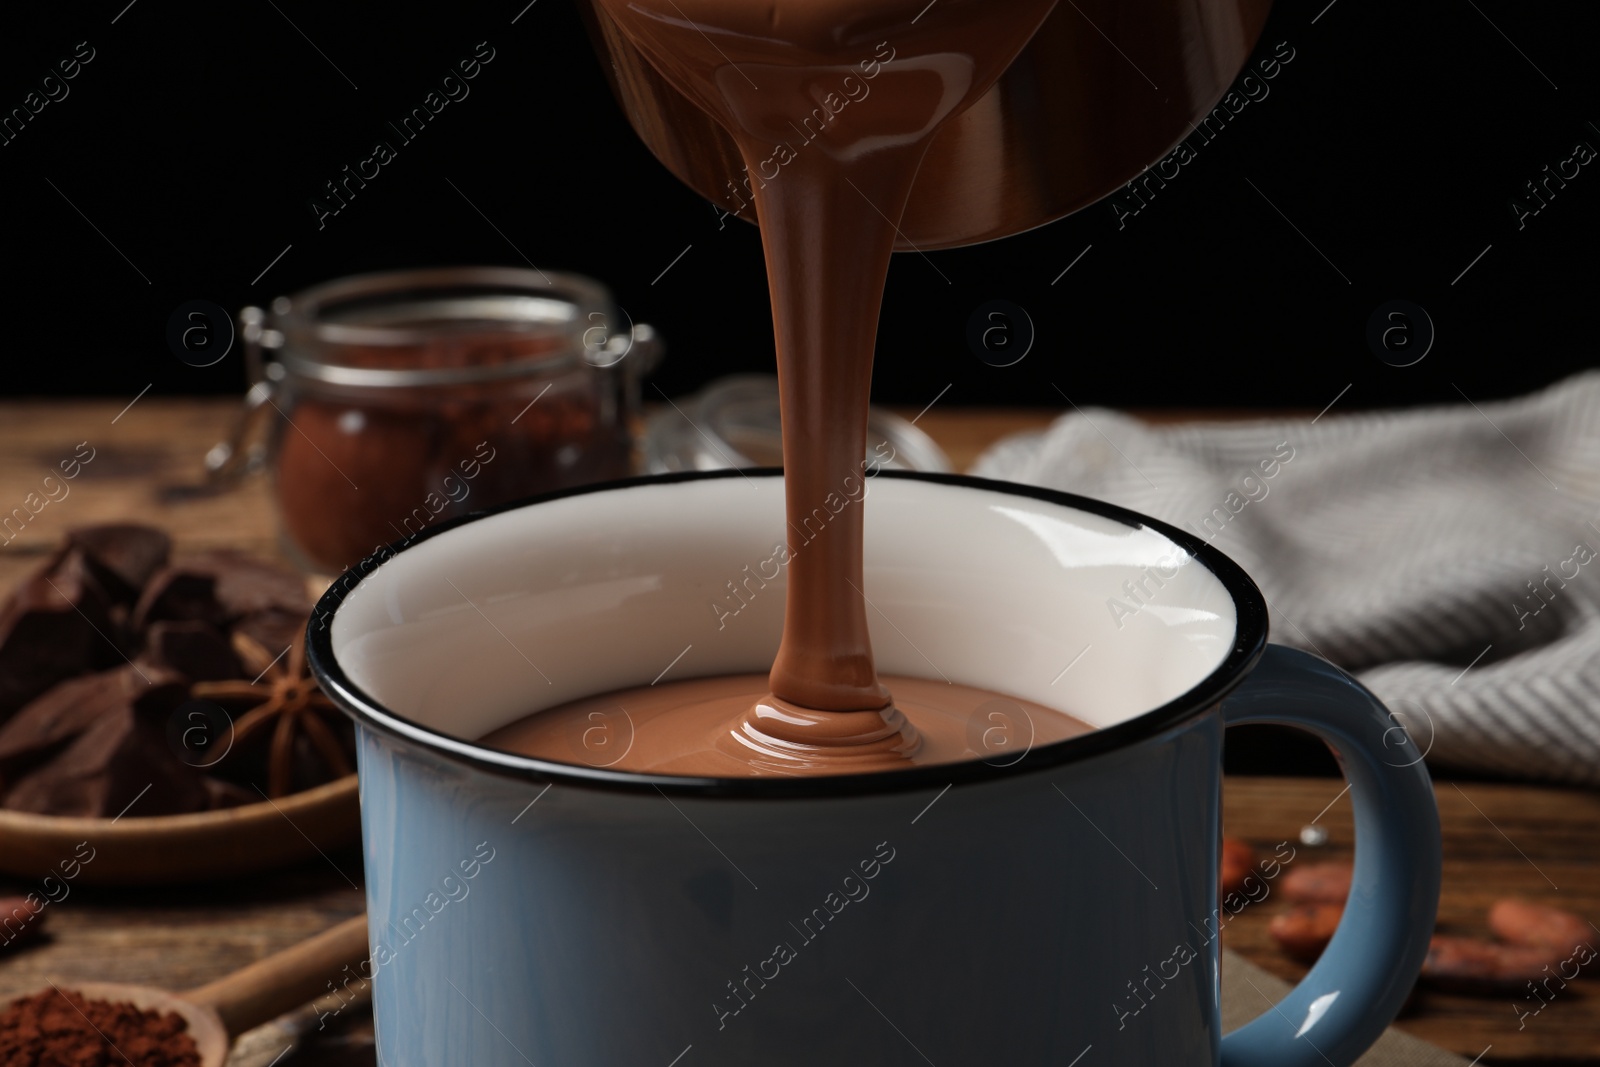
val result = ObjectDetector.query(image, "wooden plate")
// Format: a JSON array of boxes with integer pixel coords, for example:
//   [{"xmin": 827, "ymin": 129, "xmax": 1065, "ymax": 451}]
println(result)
[{"xmin": 0, "ymin": 775, "xmax": 360, "ymax": 886}]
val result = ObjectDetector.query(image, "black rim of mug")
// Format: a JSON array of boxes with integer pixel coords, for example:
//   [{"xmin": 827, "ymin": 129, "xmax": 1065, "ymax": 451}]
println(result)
[{"xmin": 305, "ymin": 468, "xmax": 1270, "ymax": 798}]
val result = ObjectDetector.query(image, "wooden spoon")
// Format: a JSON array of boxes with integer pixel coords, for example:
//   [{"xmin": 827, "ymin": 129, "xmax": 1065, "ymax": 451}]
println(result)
[{"xmin": 40, "ymin": 914, "xmax": 370, "ymax": 1067}]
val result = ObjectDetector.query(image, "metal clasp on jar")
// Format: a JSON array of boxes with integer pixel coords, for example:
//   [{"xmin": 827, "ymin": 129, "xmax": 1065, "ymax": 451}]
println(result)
[{"xmin": 203, "ymin": 305, "xmax": 286, "ymax": 485}]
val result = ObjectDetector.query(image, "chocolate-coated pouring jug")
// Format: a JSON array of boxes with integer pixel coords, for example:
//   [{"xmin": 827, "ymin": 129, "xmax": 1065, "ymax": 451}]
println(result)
[{"xmin": 577, "ymin": 0, "xmax": 1274, "ymax": 247}]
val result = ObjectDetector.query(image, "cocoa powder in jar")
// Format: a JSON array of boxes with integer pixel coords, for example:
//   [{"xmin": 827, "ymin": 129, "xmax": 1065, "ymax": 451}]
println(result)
[{"xmin": 274, "ymin": 333, "xmax": 631, "ymax": 573}]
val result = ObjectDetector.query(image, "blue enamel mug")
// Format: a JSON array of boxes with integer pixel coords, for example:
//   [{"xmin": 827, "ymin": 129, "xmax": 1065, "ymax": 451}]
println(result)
[{"xmin": 308, "ymin": 470, "xmax": 1440, "ymax": 1066}]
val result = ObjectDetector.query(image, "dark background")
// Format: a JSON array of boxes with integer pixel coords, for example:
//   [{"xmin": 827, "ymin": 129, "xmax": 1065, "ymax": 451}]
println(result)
[{"xmin": 1, "ymin": 0, "xmax": 1595, "ymax": 409}]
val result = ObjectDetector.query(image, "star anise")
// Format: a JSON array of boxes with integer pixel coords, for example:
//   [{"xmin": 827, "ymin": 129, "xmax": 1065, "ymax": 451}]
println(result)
[{"xmin": 191, "ymin": 628, "xmax": 352, "ymax": 797}]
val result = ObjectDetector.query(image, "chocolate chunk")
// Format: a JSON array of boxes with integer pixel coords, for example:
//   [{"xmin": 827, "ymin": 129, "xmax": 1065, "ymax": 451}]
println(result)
[
  {"xmin": 66, "ymin": 524, "xmax": 171, "ymax": 604},
  {"xmin": 0, "ymin": 671, "xmax": 123, "ymax": 771},
  {"xmin": 137, "ymin": 621, "xmax": 242, "ymax": 682},
  {"xmin": 0, "ymin": 550, "xmax": 119, "ymax": 720},
  {"xmin": 230, "ymin": 609, "xmax": 306, "ymax": 658},
  {"xmin": 131, "ymin": 566, "xmax": 220, "ymax": 629},
  {"xmin": 133, "ymin": 551, "xmax": 310, "ymax": 631},
  {"xmin": 0, "ymin": 666, "xmax": 187, "ymax": 772},
  {"xmin": 209, "ymin": 552, "xmax": 313, "ymax": 617},
  {"xmin": 3, "ymin": 704, "xmax": 209, "ymax": 817}
]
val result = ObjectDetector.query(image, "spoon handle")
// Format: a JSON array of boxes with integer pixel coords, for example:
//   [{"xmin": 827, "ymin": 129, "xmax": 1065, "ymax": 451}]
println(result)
[{"xmin": 185, "ymin": 915, "xmax": 370, "ymax": 1036}]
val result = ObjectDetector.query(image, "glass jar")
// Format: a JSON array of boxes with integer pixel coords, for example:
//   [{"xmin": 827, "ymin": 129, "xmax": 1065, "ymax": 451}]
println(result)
[{"xmin": 210, "ymin": 267, "xmax": 660, "ymax": 574}]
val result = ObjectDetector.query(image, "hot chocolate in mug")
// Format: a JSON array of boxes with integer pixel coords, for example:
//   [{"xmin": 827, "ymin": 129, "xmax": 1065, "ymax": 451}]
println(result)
[{"xmin": 309, "ymin": 470, "xmax": 1440, "ymax": 1066}]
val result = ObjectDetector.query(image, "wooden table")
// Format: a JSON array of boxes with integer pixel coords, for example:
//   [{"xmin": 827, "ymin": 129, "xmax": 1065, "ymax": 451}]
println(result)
[{"xmin": 0, "ymin": 399, "xmax": 1595, "ymax": 1065}]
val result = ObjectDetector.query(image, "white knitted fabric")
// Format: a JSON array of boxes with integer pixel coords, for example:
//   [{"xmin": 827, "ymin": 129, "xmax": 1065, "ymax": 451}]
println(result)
[{"xmin": 971, "ymin": 373, "xmax": 1600, "ymax": 785}]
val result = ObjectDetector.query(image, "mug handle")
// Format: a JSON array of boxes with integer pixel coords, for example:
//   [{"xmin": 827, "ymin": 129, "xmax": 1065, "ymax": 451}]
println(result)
[{"xmin": 1219, "ymin": 644, "xmax": 1441, "ymax": 1067}]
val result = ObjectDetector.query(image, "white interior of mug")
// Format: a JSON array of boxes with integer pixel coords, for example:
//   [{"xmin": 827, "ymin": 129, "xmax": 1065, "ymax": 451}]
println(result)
[{"xmin": 330, "ymin": 476, "xmax": 1238, "ymax": 741}]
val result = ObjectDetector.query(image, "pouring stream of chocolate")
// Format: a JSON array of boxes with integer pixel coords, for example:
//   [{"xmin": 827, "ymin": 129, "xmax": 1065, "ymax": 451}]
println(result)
[{"xmin": 569, "ymin": 0, "xmax": 1060, "ymax": 771}]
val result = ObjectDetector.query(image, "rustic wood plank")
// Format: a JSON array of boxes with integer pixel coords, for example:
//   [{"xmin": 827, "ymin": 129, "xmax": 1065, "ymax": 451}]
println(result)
[
  {"xmin": 1222, "ymin": 777, "xmax": 1600, "ymax": 1065},
  {"xmin": 0, "ymin": 857, "xmax": 371, "ymax": 1062},
  {"xmin": 0, "ymin": 399, "xmax": 286, "ymax": 591}
]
